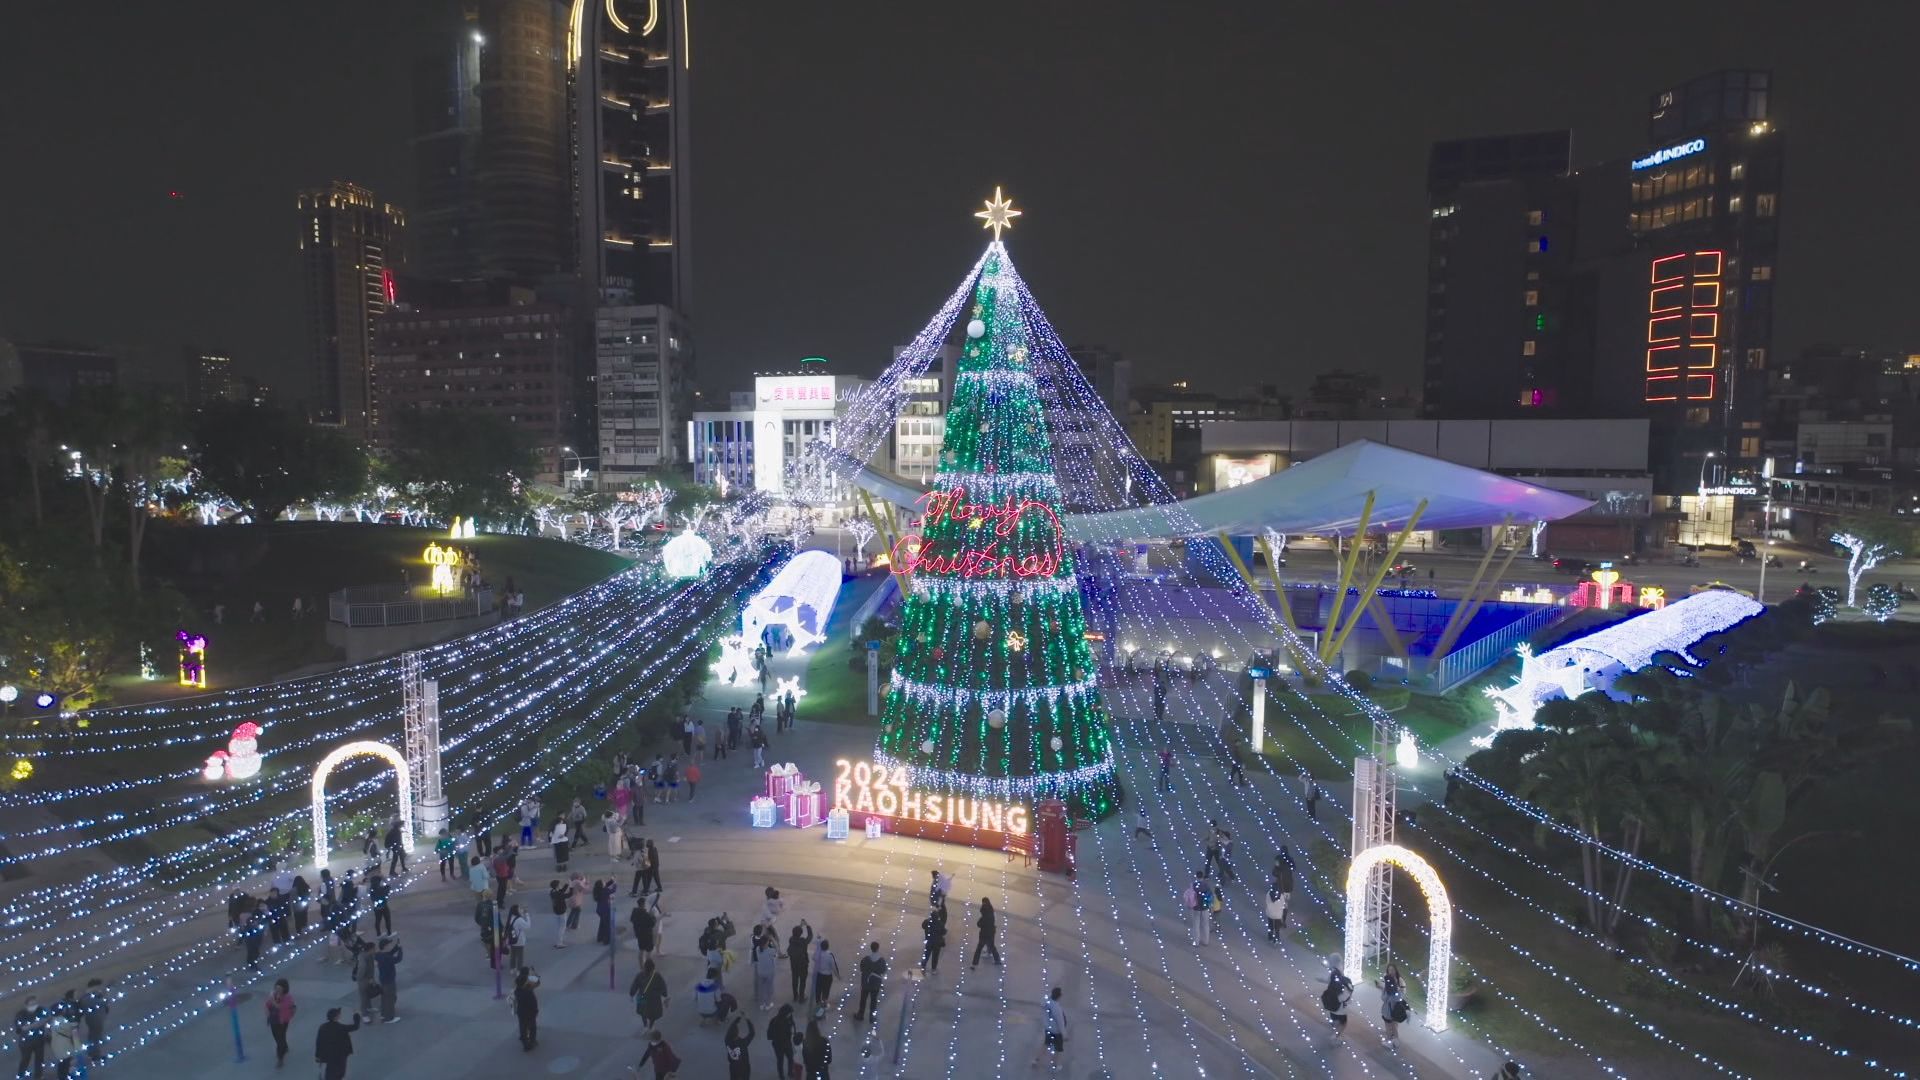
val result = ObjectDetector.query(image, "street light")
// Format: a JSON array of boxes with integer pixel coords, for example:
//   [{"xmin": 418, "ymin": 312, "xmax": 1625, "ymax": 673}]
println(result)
[
  {"xmin": 561, "ymin": 447, "xmax": 580, "ymax": 491},
  {"xmin": 1692, "ymin": 451, "xmax": 1718, "ymax": 548}
]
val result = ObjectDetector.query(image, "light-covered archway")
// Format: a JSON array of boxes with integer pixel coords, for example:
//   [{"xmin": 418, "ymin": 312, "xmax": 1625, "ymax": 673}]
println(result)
[
  {"xmin": 311, "ymin": 740, "xmax": 415, "ymax": 869},
  {"xmin": 1345, "ymin": 843, "xmax": 1452, "ymax": 1031}
]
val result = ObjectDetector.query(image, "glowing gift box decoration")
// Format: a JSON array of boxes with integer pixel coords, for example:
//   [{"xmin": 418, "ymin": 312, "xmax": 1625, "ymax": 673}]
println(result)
[
  {"xmin": 765, "ymin": 763, "xmax": 803, "ymax": 800},
  {"xmin": 826, "ymin": 807, "xmax": 850, "ymax": 840},
  {"xmin": 865, "ymin": 815, "xmax": 884, "ymax": 840},
  {"xmin": 750, "ymin": 796, "xmax": 778, "ymax": 829},
  {"xmin": 787, "ymin": 782, "xmax": 822, "ymax": 829}
]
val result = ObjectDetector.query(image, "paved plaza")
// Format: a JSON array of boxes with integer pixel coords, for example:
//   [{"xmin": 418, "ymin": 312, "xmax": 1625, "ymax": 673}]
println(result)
[{"xmin": 114, "ymin": 639, "xmax": 1544, "ymax": 1080}]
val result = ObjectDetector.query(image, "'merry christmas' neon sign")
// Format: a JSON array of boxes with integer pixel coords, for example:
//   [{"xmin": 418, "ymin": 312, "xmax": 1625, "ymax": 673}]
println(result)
[{"xmin": 889, "ymin": 486, "xmax": 1065, "ymax": 580}]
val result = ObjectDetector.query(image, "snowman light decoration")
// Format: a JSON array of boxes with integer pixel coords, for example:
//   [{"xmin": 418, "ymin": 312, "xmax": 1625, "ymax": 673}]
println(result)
[{"xmin": 205, "ymin": 721, "xmax": 264, "ymax": 781}]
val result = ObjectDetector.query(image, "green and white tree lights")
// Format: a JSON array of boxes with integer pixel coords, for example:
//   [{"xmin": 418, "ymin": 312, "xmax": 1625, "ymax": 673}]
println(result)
[{"xmin": 874, "ymin": 197, "xmax": 1118, "ymax": 818}]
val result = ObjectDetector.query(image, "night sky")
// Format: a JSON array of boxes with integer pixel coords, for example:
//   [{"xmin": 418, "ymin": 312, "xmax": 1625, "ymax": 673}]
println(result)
[{"xmin": 4, "ymin": 2, "xmax": 1918, "ymax": 400}]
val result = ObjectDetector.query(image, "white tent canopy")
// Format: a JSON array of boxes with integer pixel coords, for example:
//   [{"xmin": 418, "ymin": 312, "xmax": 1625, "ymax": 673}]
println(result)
[{"xmin": 851, "ymin": 439, "xmax": 1593, "ymax": 540}]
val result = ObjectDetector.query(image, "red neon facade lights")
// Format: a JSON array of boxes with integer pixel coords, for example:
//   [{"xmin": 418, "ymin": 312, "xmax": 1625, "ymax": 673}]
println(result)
[{"xmin": 1645, "ymin": 250, "xmax": 1723, "ymax": 402}]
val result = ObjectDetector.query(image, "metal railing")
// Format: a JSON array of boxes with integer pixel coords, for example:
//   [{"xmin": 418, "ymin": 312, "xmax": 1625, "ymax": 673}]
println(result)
[
  {"xmin": 327, "ymin": 584, "xmax": 497, "ymax": 628},
  {"xmin": 1420, "ymin": 603, "xmax": 1566, "ymax": 693}
]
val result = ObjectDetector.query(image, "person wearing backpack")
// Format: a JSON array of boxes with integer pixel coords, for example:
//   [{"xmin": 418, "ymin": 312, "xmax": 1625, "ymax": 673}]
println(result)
[
  {"xmin": 1185, "ymin": 871, "xmax": 1215, "ymax": 946},
  {"xmin": 634, "ymin": 1029, "xmax": 681, "ymax": 1078},
  {"xmin": 1381, "ymin": 982, "xmax": 1408, "ymax": 1043},
  {"xmin": 1321, "ymin": 959, "xmax": 1354, "ymax": 1031}
]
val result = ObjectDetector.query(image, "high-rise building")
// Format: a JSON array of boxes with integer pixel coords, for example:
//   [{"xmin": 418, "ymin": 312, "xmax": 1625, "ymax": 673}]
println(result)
[
  {"xmin": 595, "ymin": 304, "xmax": 691, "ymax": 484},
  {"xmin": 569, "ymin": 0, "xmax": 693, "ymax": 312},
  {"xmin": 186, "ymin": 350, "xmax": 242, "ymax": 406},
  {"xmin": 297, "ymin": 181, "xmax": 405, "ymax": 439},
  {"xmin": 1627, "ymin": 69, "xmax": 1782, "ymax": 476},
  {"xmin": 410, "ymin": 1, "xmax": 485, "ymax": 280},
  {"xmin": 474, "ymin": 0, "xmax": 571, "ymax": 281},
  {"xmin": 11, "ymin": 342, "xmax": 118, "ymax": 405},
  {"xmin": 368, "ymin": 291, "xmax": 575, "ymax": 476},
  {"xmin": 1421, "ymin": 131, "xmax": 1578, "ymax": 417}
]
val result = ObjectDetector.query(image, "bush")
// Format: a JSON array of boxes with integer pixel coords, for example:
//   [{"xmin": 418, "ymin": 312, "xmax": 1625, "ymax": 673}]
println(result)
[
  {"xmin": 1344, "ymin": 670, "xmax": 1375, "ymax": 691},
  {"xmin": 1863, "ymin": 582, "xmax": 1901, "ymax": 622}
]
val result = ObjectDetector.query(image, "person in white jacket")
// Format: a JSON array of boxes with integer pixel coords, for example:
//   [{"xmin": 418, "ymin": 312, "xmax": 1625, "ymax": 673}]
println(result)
[{"xmin": 1264, "ymin": 884, "xmax": 1289, "ymax": 943}]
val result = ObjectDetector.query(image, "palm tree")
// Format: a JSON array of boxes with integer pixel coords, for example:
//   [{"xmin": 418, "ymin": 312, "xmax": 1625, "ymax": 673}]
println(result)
[
  {"xmin": 3, "ymin": 387, "xmax": 57, "ymax": 528},
  {"xmin": 1519, "ymin": 727, "xmax": 1650, "ymax": 936}
]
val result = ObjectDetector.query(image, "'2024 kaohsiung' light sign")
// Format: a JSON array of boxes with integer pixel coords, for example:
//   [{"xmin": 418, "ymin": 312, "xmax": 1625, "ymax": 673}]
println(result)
[{"xmin": 832, "ymin": 758, "xmax": 1031, "ymax": 836}]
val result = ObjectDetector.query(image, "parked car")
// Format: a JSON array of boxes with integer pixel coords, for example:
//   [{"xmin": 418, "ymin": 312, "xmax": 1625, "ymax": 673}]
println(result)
[
  {"xmin": 1735, "ymin": 539, "xmax": 1757, "ymax": 559},
  {"xmin": 1552, "ymin": 557, "xmax": 1596, "ymax": 576},
  {"xmin": 1691, "ymin": 580, "xmax": 1754, "ymax": 597}
]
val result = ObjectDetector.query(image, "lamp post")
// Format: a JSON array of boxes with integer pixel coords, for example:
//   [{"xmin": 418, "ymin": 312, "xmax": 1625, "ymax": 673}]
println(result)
[
  {"xmin": 561, "ymin": 447, "xmax": 580, "ymax": 491},
  {"xmin": 1757, "ymin": 457, "xmax": 1775, "ymax": 602},
  {"xmin": 1246, "ymin": 664, "xmax": 1271, "ymax": 753},
  {"xmin": 1690, "ymin": 450, "xmax": 1717, "ymax": 547}
]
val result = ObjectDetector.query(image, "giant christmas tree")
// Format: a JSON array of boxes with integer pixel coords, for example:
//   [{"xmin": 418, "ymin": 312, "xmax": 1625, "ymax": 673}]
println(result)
[{"xmin": 875, "ymin": 190, "xmax": 1120, "ymax": 819}]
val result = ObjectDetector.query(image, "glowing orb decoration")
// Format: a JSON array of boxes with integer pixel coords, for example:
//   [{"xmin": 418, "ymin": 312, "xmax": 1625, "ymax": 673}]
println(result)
[
  {"xmin": 661, "ymin": 528, "xmax": 715, "ymax": 580},
  {"xmin": 1395, "ymin": 729, "xmax": 1419, "ymax": 770},
  {"xmin": 10, "ymin": 759, "xmax": 33, "ymax": 782},
  {"xmin": 774, "ymin": 675, "xmax": 807, "ymax": 701},
  {"xmin": 32, "ymin": 691, "xmax": 57, "ymax": 710},
  {"xmin": 0, "ymin": 686, "xmax": 16, "ymax": 705},
  {"xmin": 176, "ymin": 630, "xmax": 208, "ymax": 689},
  {"xmin": 966, "ymin": 318, "xmax": 986, "ymax": 339},
  {"xmin": 987, "ymin": 708, "xmax": 1006, "ymax": 729},
  {"xmin": 1345, "ymin": 843, "xmax": 1451, "ymax": 1031},
  {"xmin": 712, "ymin": 634, "xmax": 756, "ymax": 688},
  {"xmin": 1049, "ymin": 735, "xmax": 1064, "ymax": 752},
  {"xmin": 423, "ymin": 542, "xmax": 463, "ymax": 595},
  {"xmin": 921, "ymin": 739, "xmax": 936, "ymax": 755}
]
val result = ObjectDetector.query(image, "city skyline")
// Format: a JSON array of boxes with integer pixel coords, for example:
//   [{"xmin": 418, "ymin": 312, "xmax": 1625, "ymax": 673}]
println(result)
[{"xmin": 4, "ymin": 2, "xmax": 1919, "ymax": 401}]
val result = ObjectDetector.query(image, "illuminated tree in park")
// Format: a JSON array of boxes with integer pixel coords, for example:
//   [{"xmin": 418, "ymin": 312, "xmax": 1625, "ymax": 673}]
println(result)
[{"xmin": 875, "ymin": 192, "xmax": 1119, "ymax": 818}]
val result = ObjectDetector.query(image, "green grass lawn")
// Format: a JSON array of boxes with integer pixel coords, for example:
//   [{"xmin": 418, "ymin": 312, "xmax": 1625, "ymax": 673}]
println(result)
[
  {"xmin": 119, "ymin": 522, "xmax": 631, "ymax": 702},
  {"xmin": 802, "ymin": 645, "xmax": 880, "ymax": 725}
]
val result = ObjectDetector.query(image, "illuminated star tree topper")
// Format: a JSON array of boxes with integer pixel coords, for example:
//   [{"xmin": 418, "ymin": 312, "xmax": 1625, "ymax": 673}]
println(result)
[{"xmin": 975, "ymin": 186, "xmax": 1021, "ymax": 241}]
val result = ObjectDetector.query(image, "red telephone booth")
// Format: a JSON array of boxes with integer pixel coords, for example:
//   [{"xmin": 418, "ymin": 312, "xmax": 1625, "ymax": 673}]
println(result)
[{"xmin": 1035, "ymin": 798, "xmax": 1071, "ymax": 875}]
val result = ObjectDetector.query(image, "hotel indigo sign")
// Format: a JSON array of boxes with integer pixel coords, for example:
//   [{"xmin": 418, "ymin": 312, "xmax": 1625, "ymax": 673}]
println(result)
[{"xmin": 1632, "ymin": 138, "xmax": 1707, "ymax": 171}]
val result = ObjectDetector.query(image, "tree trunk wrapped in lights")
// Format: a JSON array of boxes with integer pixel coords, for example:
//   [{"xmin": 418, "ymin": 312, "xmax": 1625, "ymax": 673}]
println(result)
[{"xmin": 875, "ymin": 238, "xmax": 1119, "ymax": 820}]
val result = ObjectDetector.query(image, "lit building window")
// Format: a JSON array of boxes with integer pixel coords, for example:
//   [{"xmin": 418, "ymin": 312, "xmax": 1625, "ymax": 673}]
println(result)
[
  {"xmin": 1751, "ymin": 265, "xmax": 1773, "ymax": 281},
  {"xmin": 1522, "ymin": 340, "xmax": 1537, "ymax": 356},
  {"xmin": 1526, "ymin": 210, "xmax": 1543, "ymax": 226},
  {"xmin": 1645, "ymin": 250, "xmax": 1724, "ymax": 403},
  {"xmin": 1524, "ymin": 290, "xmax": 1539, "ymax": 307},
  {"xmin": 1756, "ymin": 193, "xmax": 1777, "ymax": 217}
]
